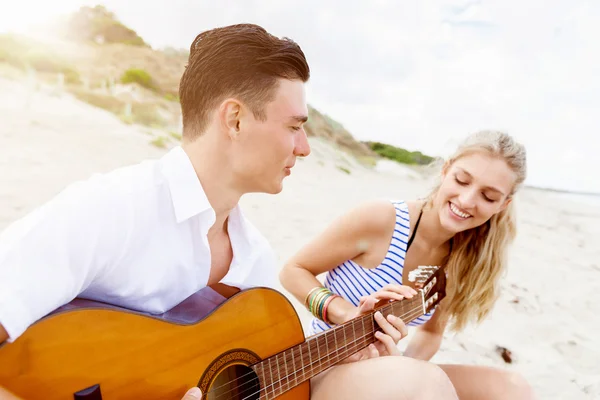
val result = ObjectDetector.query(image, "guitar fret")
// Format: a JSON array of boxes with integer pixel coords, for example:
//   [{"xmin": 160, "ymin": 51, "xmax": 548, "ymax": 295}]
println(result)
[
  {"xmin": 283, "ymin": 350, "xmax": 289, "ymax": 393},
  {"xmin": 343, "ymin": 322, "xmax": 348, "ymax": 358},
  {"xmin": 351, "ymin": 319, "xmax": 356, "ymax": 358},
  {"xmin": 258, "ymin": 364, "xmax": 266, "ymax": 400},
  {"xmin": 317, "ymin": 336, "xmax": 323, "ymax": 372},
  {"xmin": 268, "ymin": 357, "xmax": 274, "ymax": 398},
  {"xmin": 324, "ymin": 331, "xmax": 329, "ymax": 366},
  {"xmin": 275, "ymin": 353, "xmax": 281, "ymax": 396},
  {"xmin": 361, "ymin": 315, "xmax": 366, "ymax": 344},
  {"xmin": 308, "ymin": 338, "xmax": 313, "ymax": 378},
  {"xmin": 291, "ymin": 346, "xmax": 296, "ymax": 388},
  {"xmin": 300, "ymin": 342, "xmax": 305, "ymax": 382},
  {"xmin": 333, "ymin": 328, "xmax": 339, "ymax": 363}
]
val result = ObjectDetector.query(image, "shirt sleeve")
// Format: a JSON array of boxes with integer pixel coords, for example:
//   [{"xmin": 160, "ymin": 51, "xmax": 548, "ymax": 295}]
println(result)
[{"xmin": 0, "ymin": 181, "xmax": 125, "ymax": 342}]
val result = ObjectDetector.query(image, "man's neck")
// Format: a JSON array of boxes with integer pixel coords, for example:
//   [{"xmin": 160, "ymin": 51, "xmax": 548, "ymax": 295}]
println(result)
[{"xmin": 182, "ymin": 138, "xmax": 242, "ymax": 234}]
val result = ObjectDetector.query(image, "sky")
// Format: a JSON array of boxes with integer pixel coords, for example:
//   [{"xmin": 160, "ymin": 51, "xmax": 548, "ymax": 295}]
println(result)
[{"xmin": 1, "ymin": 0, "xmax": 598, "ymax": 193}]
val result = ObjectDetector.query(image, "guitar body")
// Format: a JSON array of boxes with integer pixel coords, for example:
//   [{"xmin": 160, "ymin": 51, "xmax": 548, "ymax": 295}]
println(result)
[{"xmin": 0, "ymin": 286, "xmax": 310, "ymax": 400}]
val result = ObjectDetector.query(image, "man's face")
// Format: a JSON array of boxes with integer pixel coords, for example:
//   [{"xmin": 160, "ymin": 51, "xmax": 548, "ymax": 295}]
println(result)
[{"xmin": 233, "ymin": 79, "xmax": 311, "ymax": 194}]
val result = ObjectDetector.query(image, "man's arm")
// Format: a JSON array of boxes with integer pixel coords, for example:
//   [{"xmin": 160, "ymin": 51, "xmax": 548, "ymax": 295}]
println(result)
[{"xmin": 0, "ymin": 182, "xmax": 125, "ymax": 343}]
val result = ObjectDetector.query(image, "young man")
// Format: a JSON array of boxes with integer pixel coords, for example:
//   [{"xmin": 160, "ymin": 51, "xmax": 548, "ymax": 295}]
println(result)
[{"xmin": 0, "ymin": 24, "xmax": 455, "ymax": 400}]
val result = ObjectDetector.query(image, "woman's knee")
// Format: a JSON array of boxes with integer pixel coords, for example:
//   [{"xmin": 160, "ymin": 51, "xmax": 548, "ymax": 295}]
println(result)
[
  {"xmin": 502, "ymin": 371, "xmax": 535, "ymax": 399},
  {"xmin": 311, "ymin": 357, "xmax": 457, "ymax": 400},
  {"xmin": 415, "ymin": 362, "xmax": 458, "ymax": 399},
  {"xmin": 385, "ymin": 357, "xmax": 458, "ymax": 399}
]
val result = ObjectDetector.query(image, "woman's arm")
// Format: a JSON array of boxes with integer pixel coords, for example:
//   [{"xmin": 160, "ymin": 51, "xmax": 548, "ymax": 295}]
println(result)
[
  {"xmin": 403, "ymin": 304, "xmax": 449, "ymax": 361},
  {"xmin": 279, "ymin": 199, "xmax": 398, "ymax": 325}
]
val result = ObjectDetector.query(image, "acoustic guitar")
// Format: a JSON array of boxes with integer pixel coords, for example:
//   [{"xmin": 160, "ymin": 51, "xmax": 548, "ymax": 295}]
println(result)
[{"xmin": 0, "ymin": 265, "xmax": 445, "ymax": 400}]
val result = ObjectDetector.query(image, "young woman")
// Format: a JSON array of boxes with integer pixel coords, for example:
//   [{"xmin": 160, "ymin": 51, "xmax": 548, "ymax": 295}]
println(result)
[{"xmin": 280, "ymin": 130, "xmax": 535, "ymax": 400}]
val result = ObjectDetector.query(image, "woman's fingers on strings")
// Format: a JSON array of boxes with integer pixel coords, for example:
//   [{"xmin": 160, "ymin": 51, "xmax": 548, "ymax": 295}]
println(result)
[
  {"xmin": 372, "ymin": 290, "xmax": 405, "ymax": 301},
  {"xmin": 374, "ymin": 330, "xmax": 402, "ymax": 355},
  {"xmin": 388, "ymin": 313, "xmax": 409, "ymax": 338},
  {"xmin": 358, "ymin": 295, "xmax": 377, "ymax": 312},
  {"xmin": 373, "ymin": 311, "xmax": 403, "ymax": 343},
  {"xmin": 381, "ymin": 284, "xmax": 418, "ymax": 297}
]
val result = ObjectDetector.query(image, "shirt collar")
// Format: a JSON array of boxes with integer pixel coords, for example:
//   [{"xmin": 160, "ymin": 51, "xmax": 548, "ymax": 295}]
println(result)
[{"xmin": 160, "ymin": 146, "xmax": 213, "ymax": 223}]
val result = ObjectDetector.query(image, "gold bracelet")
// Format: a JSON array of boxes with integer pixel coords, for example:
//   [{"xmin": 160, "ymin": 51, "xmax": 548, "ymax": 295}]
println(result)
[{"xmin": 304, "ymin": 286, "xmax": 324, "ymax": 308}]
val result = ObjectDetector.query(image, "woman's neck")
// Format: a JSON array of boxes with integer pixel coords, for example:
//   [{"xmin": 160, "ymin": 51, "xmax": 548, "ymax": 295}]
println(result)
[{"xmin": 415, "ymin": 200, "xmax": 455, "ymax": 251}]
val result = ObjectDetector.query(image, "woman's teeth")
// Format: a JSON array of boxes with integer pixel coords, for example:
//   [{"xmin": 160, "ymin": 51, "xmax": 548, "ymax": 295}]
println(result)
[{"xmin": 450, "ymin": 202, "xmax": 471, "ymax": 219}]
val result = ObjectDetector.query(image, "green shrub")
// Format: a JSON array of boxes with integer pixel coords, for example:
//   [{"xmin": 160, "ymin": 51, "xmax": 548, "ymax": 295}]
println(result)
[
  {"xmin": 164, "ymin": 93, "xmax": 179, "ymax": 102},
  {"xmin": 169, "ymin": 131, "xmax": 182, "ymax": 141},
  {"xmin": 366, "ymin": 141, "xmax": 434, "ymax": 165},
  {"xmin": 337, "ymin": 166, "xmax": 351, "ymax": 174},
  {"xmin": 150, "ymin": 136, "xmax": 168, "ymax": 148},
  {"xmin": 120, "ymin": 68, "xmax": 155, "ymax": 90}
]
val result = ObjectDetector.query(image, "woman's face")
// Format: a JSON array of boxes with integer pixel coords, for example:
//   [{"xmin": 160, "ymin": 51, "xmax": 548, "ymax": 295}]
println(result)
[{"xmin": 435, "ymin": 151, "xmax": 517, "ymax": 234}]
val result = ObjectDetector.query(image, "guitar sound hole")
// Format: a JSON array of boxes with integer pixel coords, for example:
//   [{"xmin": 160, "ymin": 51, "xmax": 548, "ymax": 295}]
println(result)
[{"xmin": 206, "ymin": 364, "xmax": 260, "ymax": 400}]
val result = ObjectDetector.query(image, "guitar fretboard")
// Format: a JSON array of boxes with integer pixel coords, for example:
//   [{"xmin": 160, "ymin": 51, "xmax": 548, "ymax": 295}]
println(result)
[{"xmin": 253, "ymin": 295, "xmax": 424, "ymax": 399}]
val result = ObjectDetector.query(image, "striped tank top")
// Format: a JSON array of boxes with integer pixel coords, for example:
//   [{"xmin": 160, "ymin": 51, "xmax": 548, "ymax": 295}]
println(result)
[{"xmin": 308, "ymin": 200, "xmax": 435, "ymax": 336}]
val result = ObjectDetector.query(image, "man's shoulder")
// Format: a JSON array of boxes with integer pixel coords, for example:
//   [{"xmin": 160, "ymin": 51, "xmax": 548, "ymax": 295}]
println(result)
[
  {"xmin": 56, "ymin": 157, "xmax": 169, "ymax": 210},
  {"xmin": 1, "ymin": 158, "xmax": 166, "ymax": 237}
]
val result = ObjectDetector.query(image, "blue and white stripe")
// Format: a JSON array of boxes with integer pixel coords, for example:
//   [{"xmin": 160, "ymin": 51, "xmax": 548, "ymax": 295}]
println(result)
[{"xmin": 308, "ymin": 200, "xmax": 434, "ymax": 335}]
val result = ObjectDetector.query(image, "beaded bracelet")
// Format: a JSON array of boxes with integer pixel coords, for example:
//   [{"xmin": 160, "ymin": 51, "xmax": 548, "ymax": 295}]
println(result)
[{"xmin": 304, "ymin": 286, "xmax": 340, "ymax": 324}]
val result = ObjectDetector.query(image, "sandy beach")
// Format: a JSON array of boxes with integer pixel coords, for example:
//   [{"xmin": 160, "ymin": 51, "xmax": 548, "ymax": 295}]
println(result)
[{"xmin": 1, "ymin": 76, "xmax": 599, "ymax": 399}]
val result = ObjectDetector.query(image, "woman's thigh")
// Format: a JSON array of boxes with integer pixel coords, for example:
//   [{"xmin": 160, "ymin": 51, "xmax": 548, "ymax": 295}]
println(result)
[
  {"xmin": 310, "ymin": 356, "xmax": 458, "ymax": 400},
  {"xmin": 438, "ymin": 364, "xmax": 535, "ymax": 400}
]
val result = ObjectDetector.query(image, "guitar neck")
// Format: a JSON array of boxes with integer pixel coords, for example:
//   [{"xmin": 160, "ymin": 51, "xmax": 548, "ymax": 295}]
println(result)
[{"xmin": 253, "ymin": 293, "xmax": 425, "ymax": 398}]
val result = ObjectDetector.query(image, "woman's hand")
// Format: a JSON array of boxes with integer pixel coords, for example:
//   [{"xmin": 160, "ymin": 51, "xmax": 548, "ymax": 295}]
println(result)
[{"xmin": 340, "ymin": 285, "xmax": 417, "ymax": 363}]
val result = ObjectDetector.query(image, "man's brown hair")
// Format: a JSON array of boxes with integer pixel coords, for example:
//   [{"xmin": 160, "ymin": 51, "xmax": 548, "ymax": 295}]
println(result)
[{"xmin": 179, "ymin": 23, "xmax": 310, "ymax": 140}]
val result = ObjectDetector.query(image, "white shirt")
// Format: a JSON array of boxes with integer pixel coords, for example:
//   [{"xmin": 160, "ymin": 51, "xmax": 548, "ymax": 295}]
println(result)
[{"xmin": 0, "ymin": 146, "xmax": 277, "ymax": 342}]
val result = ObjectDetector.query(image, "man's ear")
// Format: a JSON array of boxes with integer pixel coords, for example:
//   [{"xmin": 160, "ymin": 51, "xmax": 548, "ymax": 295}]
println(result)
[{"xmin": 219, "ymin": 98, "xmax": 242, "ymax": 140}]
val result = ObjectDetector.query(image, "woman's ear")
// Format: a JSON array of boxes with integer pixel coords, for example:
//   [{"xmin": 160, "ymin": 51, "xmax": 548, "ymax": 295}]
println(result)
[
  {"xmin": 441, "ymin": 160, "xmax": 451, "ymax": 179},
  {"xmin": 498, "ymin": 196, "xmax": 512, "ymax": 213}
]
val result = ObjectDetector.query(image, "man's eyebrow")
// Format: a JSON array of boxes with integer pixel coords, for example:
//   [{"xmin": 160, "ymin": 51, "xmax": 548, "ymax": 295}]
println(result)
[{"xmin": 290, "ymin": 115, "xmax": 308, "ymax": 123}]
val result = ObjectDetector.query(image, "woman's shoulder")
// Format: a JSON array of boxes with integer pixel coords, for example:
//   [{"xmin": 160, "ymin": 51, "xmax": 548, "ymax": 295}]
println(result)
[
  {"xmin": 342, "ymin": 198, "xmax": 397, "ymax": 233},
  {"xmin": 347, "ymin": 198, "xmax": 413, "ymax": 233},
  {"xmin": 389, "ymin": 199, "xmax": 423, "ymax": 218},
  {"xmin": 391, "ymin": 199, "xmax": 427, "ymax": 234}
]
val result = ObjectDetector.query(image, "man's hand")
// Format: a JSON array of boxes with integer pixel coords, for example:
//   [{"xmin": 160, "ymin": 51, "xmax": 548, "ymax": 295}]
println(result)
[
  {"xmin": 181, "ymin": 387, "xmax": 202, "ymax": 400},
  {"xmin": 340, "ymin": 285, "xmax": 417, "ymax": 363}
]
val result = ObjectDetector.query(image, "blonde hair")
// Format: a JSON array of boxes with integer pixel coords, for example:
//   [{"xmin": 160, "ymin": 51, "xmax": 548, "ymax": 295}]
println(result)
[{"xmin": 426, "ymin": 130, "xmax": 527, "ymax": 332}]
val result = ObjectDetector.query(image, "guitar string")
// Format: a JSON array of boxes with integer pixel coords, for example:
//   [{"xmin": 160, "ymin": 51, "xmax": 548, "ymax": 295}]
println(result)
[
  {"xmin": 203, "ymin": 297, "xmax": 422, "ymax": 397},
  {"xmin": 207, "ymin": 302, "xmax": 425, "ymax": 399},
  {"xmin": 248, "ymin": 308, "xmax": 425, "ymax": 400},
  {"xmin": 207, "ymin": 305, "xmax": 425, "ymax": 400},
  {"xmin": 253, "ymin": 308, "xmax": 425, "ymax": 400}
]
